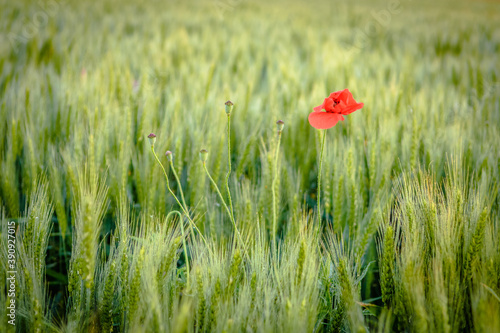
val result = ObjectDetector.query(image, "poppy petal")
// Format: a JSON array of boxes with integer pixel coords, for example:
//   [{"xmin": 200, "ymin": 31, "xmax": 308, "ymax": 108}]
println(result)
[
  {"xmin": 313, "ymin": 104, "xmax": 324, "ymax": 112},
  {"xmin": 336, "ymin": 89, "xmax": 352, "ymax": 104},
  {"xmin": 337, "ymin": 102, "xmax": 364, "ymax": 115},
  {"xmin": 308, "ymin": 111, "xmax": 344, "ymax": 129},
  {"xmin": 329, "ymin": 90, "xmax": 344, "ymax": 100},
  {"xmin": 323, "ymin": 97, "xmax": 334, "ymax": 112},
  {"xmin": 310, "ymin": 89, "xmax": 363, "ymax": 129}
]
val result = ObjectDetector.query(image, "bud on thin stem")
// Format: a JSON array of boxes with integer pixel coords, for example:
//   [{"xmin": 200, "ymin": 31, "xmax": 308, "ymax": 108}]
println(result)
[
  {"xmin": 165, "ymin": 150, "xmax": 173, "ymax": 162},
  {"xmin": 148, "ymin": 133, "xmax": 157, "ymax": 147},
  {"xmin": 225, "ymin": 100, "xmax": 234, "ymax": 115},
  {"xmin": 199, "ymin": 149, "xmax": 208, "ymax": 163},
  {"xmin": 276, "ymin": 120, "xmax": 285, "ymax": 133}
]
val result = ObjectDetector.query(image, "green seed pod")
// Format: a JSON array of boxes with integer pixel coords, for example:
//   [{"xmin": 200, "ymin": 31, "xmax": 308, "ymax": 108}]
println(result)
[
  {"xmin": 165, "ymin": 150, "xmax": 173, "ymax": 162},
  {"xmin": 225, "ymin": 100, "xmax": 234, "ymax": 115},
  {"xmin": 200, "ymin": 149, "xmax": 209, "ymax": 163},
  {"xmin": 276, "ymin": 120, "xmax": 285, "ymax": 132},
  {"xmin": 147, "ymin": 133, "xmax": 156, "ymax": 147}
]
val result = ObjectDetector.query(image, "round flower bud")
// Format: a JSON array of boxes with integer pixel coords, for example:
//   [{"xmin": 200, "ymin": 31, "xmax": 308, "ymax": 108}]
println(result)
[
  {"xmin": 276, "ymin": 120, "xmax": 285, "ymax": 132},
  {"xmin": 199, "ymin": 149, "xmax": 208, "ymax": 163},
  {"xmin": 165, "ymin": 150, "xmax": 173, "ymax": 162},
  {"xmin": 225, "ymin": 100, "xmax": 234, "ymax": 115},
  {"xmin": 147, "ymin": 133, "xmax": 156, "ymax": 146}
]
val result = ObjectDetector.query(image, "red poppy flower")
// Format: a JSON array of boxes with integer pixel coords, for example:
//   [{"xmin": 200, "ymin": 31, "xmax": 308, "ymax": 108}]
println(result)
[{"xmin": 308, "ymin": 89, "xmax": 364, "ymax": 129}]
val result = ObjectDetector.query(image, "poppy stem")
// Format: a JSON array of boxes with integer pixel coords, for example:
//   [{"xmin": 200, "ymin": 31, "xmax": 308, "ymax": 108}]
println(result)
[
  {"xmin": 202, "ymin": 161, "xmax": 247, "ymax": 256},
  {"xmin": 150, "ymin": 146, "xmax": 209, "ymax": 249},
  {"xmin": 272, "ymin": 130, "xmax": 282, "ymax": 250},
  {"xmin": 225, "ymin": 114, "xmax": 235, "ymax": 222},
  {"xmin": 166, "ymin": 210, "xmax": 190, "ymax": 286},
  {"xmin": 169, "ymin": 159, "xmax": 194, "ymax": 240},
  {"xmin": 317, "ymin": 130, "xmax": 327, "ymax": 231},
  {"xmin": 169, "ymin": 160, "xmax": 188, "ymax": 212}
]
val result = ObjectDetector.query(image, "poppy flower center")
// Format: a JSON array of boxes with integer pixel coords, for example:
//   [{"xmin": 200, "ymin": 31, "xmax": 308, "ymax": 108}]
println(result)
[{"xmin": 324, "ymin": 99, "xmax": 340, "ymax": 113}]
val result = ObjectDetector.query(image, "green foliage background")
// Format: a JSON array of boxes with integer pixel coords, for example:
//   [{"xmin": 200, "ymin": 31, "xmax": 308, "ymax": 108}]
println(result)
[{"xmin": 0, "ymin": 0, "xmax": 499, "ymax": 332}]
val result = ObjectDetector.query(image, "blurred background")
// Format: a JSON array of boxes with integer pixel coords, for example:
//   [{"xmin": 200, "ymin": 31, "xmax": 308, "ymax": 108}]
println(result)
[{"xmin": 0, "ymin": 0, "xmax": 499, "ymax": 331}]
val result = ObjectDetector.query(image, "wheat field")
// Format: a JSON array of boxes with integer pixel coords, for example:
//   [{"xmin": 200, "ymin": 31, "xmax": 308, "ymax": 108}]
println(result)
[{"xmin": 0, "ymin": 0, "xmax": 499, "ymax": 332}]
